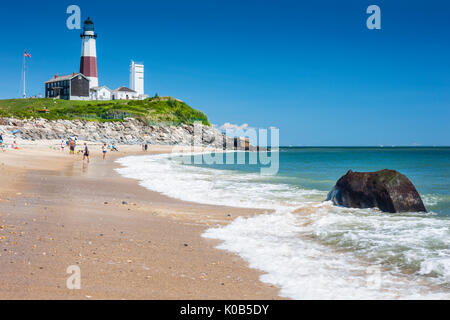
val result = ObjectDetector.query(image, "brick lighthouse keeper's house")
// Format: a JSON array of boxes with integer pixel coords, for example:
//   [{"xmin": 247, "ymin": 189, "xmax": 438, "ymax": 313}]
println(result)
[{"xmin": 80, "ymin": 17, "xmax": 98, "ymax": 88}]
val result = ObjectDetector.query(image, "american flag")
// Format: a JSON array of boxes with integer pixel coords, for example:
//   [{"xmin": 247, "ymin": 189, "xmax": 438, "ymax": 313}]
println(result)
[{"xmin": 24, "ymin": 51, "xmax": 31, "ymax": 58}]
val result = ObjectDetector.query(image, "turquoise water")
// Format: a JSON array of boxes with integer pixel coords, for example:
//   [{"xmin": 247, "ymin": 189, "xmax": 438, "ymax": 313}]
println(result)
[{"xmin": 195, "ymin": 147, "xmax": 450, "ymax": 215}]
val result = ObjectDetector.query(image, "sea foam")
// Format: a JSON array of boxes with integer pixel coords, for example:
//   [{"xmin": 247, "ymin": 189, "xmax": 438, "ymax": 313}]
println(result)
[{"xmin": 116, "ymin": 153, "xmax": 450, "ymax": 299}]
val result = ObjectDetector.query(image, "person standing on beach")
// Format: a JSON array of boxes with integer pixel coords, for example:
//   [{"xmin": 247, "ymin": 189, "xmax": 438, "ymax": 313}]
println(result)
[
  {"xmin": 102, "ymin": 143, "xmax": 107, "ymax": 160},
  {"xmin": 61, "ymin": 140, "xmax": 65, "ymax": 152},
  {"xmin": 0, "ymin": 134, "xmax": 4, "ymax": 152},
  {"xmin": 83, "ymin": 143, "xmax": 90, "ymax": 163},
  {"xmin": 145, "ymin": 144, "xmax": 148, "ymax": 152},
  {"xmin": 69, "ymin": 139, "xmax": 75, "ymax": 155}
]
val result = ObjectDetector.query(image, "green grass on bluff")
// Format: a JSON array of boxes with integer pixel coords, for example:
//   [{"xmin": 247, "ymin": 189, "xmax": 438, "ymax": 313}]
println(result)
[{"xmin": 0, "ymin": 97, "xmax": 210, "ymax": 126}]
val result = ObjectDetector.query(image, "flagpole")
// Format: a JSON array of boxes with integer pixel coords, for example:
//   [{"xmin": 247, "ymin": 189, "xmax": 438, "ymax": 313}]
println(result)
[{"xmin": 23, "ymin": 50, "xmax": 26, "ymax": 98}]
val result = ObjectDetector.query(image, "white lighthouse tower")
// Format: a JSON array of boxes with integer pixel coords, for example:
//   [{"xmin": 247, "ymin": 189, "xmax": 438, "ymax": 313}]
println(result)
[
  {"xmin": 130, "ymin": 61, "xmax": 144, "ymax": 96},
  {"xmin": 80, "ymin": 17, "xmax": 98, "ymax": 88}
]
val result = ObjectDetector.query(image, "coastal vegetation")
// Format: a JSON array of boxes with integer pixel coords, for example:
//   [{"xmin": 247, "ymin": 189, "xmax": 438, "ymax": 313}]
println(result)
[{"xmin": 0, "ymin": 96, "xmax": 210, "ymax": 126}]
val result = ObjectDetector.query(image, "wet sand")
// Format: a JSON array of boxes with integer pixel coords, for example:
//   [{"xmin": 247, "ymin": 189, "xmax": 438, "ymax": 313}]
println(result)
[{"xmin": 0, "ymin": 143, "xmax": 282, "ymax": 299}]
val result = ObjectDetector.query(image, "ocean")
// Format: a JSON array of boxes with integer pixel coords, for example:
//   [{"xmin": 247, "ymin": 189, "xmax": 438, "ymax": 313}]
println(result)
[{"xmin": 116, "ymin": 147, "xmax": 450, "ymax": 299}]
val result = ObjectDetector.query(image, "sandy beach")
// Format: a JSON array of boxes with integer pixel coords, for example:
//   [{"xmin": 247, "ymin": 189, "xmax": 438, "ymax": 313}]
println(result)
[{"xmin": 0, "ymin": 142, "xmax": 281, "ymax": 300}]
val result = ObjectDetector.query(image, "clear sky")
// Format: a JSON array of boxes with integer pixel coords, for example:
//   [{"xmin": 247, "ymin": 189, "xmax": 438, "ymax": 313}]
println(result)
[{"xmin": 0, "ymin": 0, "xmax": 449, "ymax": 146}]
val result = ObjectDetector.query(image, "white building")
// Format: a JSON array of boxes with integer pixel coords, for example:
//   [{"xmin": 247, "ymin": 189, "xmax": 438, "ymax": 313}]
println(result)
[
  {"xmin": 112, "ymin": 86, "xmax": 139, "ymax": 100},
  {"xmin": 130, "ymin": 61, "xmax": 145, "ymax": 97},
  {"xmin": 90, "ymin": 86, "xmax": 112, "ymax": 100}
]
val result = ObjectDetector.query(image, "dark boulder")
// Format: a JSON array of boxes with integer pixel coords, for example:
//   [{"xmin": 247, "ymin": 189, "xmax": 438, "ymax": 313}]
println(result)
[{"xmin": 326, "ymin": 169, "xmax": 427, "ymax": 213}]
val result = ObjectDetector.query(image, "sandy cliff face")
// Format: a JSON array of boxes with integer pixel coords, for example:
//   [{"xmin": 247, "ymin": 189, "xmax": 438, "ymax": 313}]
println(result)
[{"xmin": 0, "ymin": 117, "xmax": 237, "ymax": 148}]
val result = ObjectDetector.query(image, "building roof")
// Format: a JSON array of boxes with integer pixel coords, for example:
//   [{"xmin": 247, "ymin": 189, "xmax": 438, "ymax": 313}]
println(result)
[
  {"xmin": 90, "ymin": 86, "xmax": 111, "ymax": 92},
  {"xmin": 45, "ymin": 73, "xmax": 88, "ymax": 83},
  {"xmin": 113, "ymin": 86, "xmax": 136, "ymax": 93},
  {"xmin": 130, "ymin": 60, "xmax": 144, "ymax": 67},
  {"xmin": 84, "ymin": 17, "xmax": 94, "ymax": 25}
]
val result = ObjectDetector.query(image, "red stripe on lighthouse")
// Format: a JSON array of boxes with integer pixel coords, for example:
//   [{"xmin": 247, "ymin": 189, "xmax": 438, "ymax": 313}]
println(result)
[{"xmin": 80, "ymin": 56, "xmax": 98, "ymax": 77}]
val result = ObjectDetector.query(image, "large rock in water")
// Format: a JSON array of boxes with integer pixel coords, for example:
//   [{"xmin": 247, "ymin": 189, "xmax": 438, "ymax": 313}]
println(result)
[{"xmin": 326, "ymin": 169, "xmax": 427, "ymax": 213}]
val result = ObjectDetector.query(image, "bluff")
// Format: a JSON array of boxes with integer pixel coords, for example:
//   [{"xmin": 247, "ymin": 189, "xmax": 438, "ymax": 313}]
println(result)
[{"xmin": 0, "ymin": 98, "xmax": 253, "ymax": 149}]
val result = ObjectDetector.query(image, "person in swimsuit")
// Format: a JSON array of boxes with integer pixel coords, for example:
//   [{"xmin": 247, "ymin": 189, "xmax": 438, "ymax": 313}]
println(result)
[
  {"xmin": 102, "ymin": 143, "xmax": 107, "ymax": 160},
  {"xmin": 83, "ymin": 143, "xmax": 90, "ymax": 163}
]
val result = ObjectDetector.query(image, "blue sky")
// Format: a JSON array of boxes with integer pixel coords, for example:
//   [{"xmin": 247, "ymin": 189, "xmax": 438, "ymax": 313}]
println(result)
[{"xmin": 0, "ymin": 0, "xmax": 449, "ymax": 146}]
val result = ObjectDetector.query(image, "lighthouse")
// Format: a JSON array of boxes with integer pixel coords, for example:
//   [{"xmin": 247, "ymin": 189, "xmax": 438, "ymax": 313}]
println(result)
[{"xmin": 80, "ymin": 17, "xmax": 98, "ymax": 88}]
